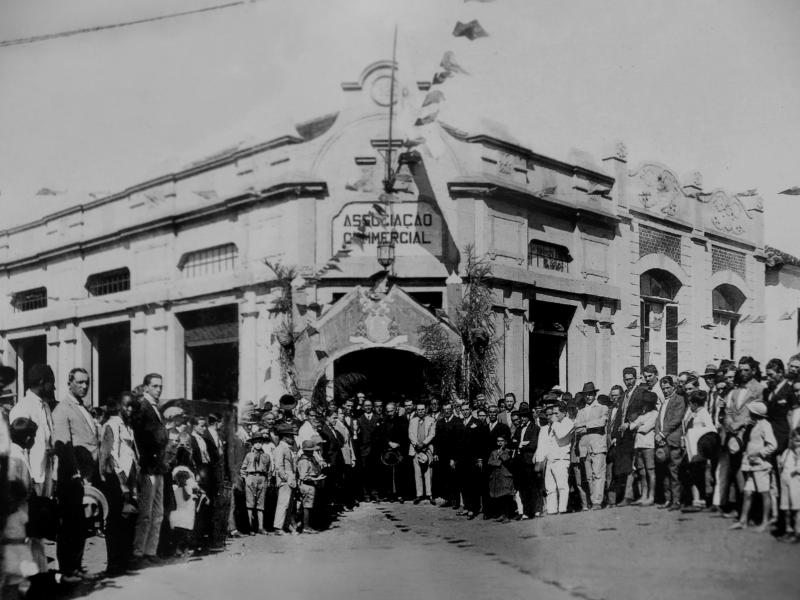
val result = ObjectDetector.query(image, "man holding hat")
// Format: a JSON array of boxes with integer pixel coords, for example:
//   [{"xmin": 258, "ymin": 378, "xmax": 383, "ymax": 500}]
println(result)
[
  {"xmin": 510, "ymin": 408, "xmax": 539, "ymax": 518},
  {"xmin": 408, "ymin": 403, "xmax": 436, "ymax": 504},
  {"xmin": 272, "ymin": 423, "xmax": 298, "ymax": 534},
  {"xmin": 574, "ymin": 382, "xmax": 609, "ymax": 509}
]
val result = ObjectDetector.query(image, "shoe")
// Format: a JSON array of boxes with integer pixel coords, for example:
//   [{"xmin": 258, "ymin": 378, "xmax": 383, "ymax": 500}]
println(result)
[
  {"xmin": 413, "ymin": 497, "xmax": 422, "ymax": 505},
  {"xmin": 520, "ymin": 514, "xmax": 530, "ymax": 519},
  {"xmin": 729, "ymin": 522, "xmax": 745, "ymax": 530},
  {"xmin": 681, "ymin": 505, "xmax": 702, "ymax": 513},
  {"xmin": 60, "ymin": 572, "xmax": 83, "ymax": 584},
  {"xmin": 303, "ymin": 528, "xmax": 320, "ymax": 534},
  {"xmin": 145, "ymin": 555, "xmax": 160, "ymax": 565},
  {"xmin": 590, "ymin": 506, "xmax": 603, "ymax": 511},
  {"xmin": 617, "ymin": 499, "xmax": 632, "ymax": 507},
  {"xmin": 429, "ymin": 497, "xmax": 437, "ymax": 506},
  {"xmin": 467, "ymin": 512, "xmax": 477, "ymax": 520},
  {"xmin": 496, "ymin": 516, "xmax": 510, "ymax": 523},
  {"xmin": 668, "ymin": 503, "xmax": 682, "ymax": 511},
  {"xmin": 229, "ymin": 530, "xmax": 242, "ymax": 538},
  {"xmin": 722, "ymin": 511, "xmax": 739, "ymax": 519},
  {"xmin": 640, "ymin": 499, "xmax": 655, "ymax": 507},
  {"xmin": 398, "ymin": 497, "xmax": 404, "ymax": 504},
  {"xmin": 657, "ymin": 502, "xmax": 671, "ymax": 509},
  {"xmin": 273, "ymin": 530, "xmax": 286, "ymax": 536},
  {"xmin": 630, "ymin": 498, "xmax": 642, "ymax": 506},
  {"xmin": 257, "ymin": 529, "xmax": 269, "ymax": 535}
]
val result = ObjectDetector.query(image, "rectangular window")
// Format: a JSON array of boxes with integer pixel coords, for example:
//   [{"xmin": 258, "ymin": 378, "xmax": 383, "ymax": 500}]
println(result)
[
  {"xmin": 528, "ymin": 241, "xmax": 571, "ymax": 273},
  {"xmin": 12, "ymin": 287, "xmax": 47, "ymax": 312},
  {"xmin": 712, "ymin": 312, "xmax": 737, "ymax": 362},
  {"xmin": 640, "ymin": 300, "xmax": 650, "ymax": 371},
  {"xmin": 86, "ymin": 268, "xmax": 130, "ymax": 296},
  {"xmin": 180, "ymin": 243, "xmax": 238, "ymax": 278},
  {"xmin": 665, "ymin": 305, "xmax": 679, "ymax": 375}
]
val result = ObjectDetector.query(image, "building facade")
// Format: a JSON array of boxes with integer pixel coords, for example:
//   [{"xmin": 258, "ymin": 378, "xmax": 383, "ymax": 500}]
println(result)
[{"xmin": 0, "ymin": 61, "xmax": 766, "ymax": 410}]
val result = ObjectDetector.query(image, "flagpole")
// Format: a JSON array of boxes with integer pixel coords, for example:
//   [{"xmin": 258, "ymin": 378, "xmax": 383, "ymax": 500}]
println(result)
[{"xmin": 384, "ymin": 24, "xmax": 398, "ymax": 194}]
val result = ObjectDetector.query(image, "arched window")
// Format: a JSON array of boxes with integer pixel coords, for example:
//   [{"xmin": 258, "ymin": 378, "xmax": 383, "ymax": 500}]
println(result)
[
  {"xmin": 712, "ymin": 284, "xmax": 745, "ymax": 362},
  {"xmin": 640, "ymin": 269, "xmax": 682, "ymax": 374}
]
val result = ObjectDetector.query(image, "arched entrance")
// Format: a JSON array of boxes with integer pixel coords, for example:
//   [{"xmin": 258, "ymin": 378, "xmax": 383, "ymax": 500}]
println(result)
[
  {"xmin": 331, "ymin": 347, "xmax": 429, "ymax": 403},
  {"xmin": 640, "ymin": 268, "xmax": 683, "ymax": 374}
]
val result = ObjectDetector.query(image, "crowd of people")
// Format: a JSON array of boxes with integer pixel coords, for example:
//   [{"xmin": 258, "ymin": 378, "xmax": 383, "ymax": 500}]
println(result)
[{"xmin": 2, "ymin": 353, "xmax": 800, "ymax": 598}]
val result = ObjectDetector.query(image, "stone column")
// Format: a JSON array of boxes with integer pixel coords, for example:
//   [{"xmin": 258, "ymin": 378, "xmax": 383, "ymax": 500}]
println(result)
[
  {"xmin": 146, "ymin": 306, "xmax": 169, "ymax": 394},
  {"xmin": 46, "ymin": 325, "xmax": 60, "ymax": 388},
  {"xmin": 130, "ymin": 310, "xmax": 148, "ymax": 389},
  {"xmin": 239, "ymin": 290, "xmax": 259, "ymax": 410}
]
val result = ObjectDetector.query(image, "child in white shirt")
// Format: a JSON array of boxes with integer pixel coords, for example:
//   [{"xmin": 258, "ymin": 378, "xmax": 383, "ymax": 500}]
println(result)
[{"xmin": 631, "ymin": 391, "xmax": 659, "ymax": 506}]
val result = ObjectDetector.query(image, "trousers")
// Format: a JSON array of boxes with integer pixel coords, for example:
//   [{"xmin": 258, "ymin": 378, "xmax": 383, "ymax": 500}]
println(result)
[
  {"xmin": 133, "ymin": 474, "xmax": 164, "ymax": 557},
  {"xmin": 273, "ymin": 484, "xmax": 294, "ymax": 530},
  {"xmin": 545, "ymin": 459, "xmax": 570, "ymax": 514},
  {"xmin": 584, "ymin": 451, "xmax": 607, "ymax": 507},
  {"xmin": 56, "ymin": 477, "xmax": 85, "ymax": 574},
  {"xmin": 665, "ymin": 446, "xmax": 684, "ymax": 505},
  {"xmin": 413, "ymin": 458, "xmax": 432, "ymax": 497}
]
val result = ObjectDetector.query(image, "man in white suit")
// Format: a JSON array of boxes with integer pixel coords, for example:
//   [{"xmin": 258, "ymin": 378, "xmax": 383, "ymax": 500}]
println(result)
[{"xmin": 408, "ymin": 403, "xmax": 436, "ymax": 504}]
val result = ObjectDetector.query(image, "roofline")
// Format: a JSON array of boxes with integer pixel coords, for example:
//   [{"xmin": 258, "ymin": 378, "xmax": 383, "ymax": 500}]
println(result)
[{"xmin": 1, "ymin": 134, "xmax": 306, "ymax": 238}]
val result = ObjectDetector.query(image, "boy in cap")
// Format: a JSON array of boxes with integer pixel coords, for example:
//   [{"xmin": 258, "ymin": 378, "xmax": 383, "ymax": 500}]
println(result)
[
  {"xmin": 297, "ymin": 439, "xmax": 325, "ymax": 534},
  {"xmin": 731, "ymin": 401, "xmax": 777, "ymax": 531},
  {"xmin": 240, "ymin": 434, "xmax": 271, "ymax": 534}
]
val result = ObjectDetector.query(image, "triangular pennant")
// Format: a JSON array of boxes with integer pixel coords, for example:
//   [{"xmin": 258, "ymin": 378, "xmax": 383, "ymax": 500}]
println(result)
[
  {"xmin": 779, "ymin": 186, "xmax": 800, "ymax": 195},
  {"xmin": 422, "ymin": 89, "xmax": 446, "ymax": 107},
  {"xmin": 453, "ymin": 19, "xmax": 489, "ymax": 40},
  {"xmin": 625, "ymin": 319, "xmax": 638, "ymax": 329},
  {"xmin": 735, "ymin": 189, "xmax": 758, "ymax": 197},
  {"xmin": 440, "ymin": 51, "xmax": 469, "ymax": 75},
  {"xmin": 415, "ymin": 110, "xmax": 439, "ymax": 127},
  {"xmin": 432, "ymin": 71, "xmax": 454, "ymax": 85}
]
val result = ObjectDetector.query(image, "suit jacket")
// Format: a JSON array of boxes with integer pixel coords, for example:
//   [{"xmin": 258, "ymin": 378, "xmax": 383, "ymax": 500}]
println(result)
[
  {"xmin": 435, "ymin": 416, "xmax": 464, "ymax": 460},
  {"xmin": 765, "ymin": 380, "xmax": 793, "ymax": 452},
  {"xmin": 319, "ymin": 422, "xmax": 344, "ymax": 467},
  {"xmin": 486, "ymin": 421, "xmax": 511, "ymax": 448},
  {"xmin": 132, "ymin": 395, "xmax": 168, "ymax": 475},
  {"xmin": 357, "ymin": 413, "xmax": 381, "ymax": 457},
  {"xmin": 461, "ymin": 417, "xmax": 490, "ymax": 462},
  {"xmin": 625, "ymin": 384, "xmax": 652, "ymax": 424},
  {"xmin": 408, "ymin": 415, "xmax": 436, "ymax": 456},
  {"xmin": 723, "ymin": 379, "xmax": 763, "ymax": 436},
  {"xmin": 52, "ymin": 394, "xmax": 100, "ymax": 480},
  {"xmin": 510, "ymin": 421, "xmax": 538, "ymax": 465},
  {"xmin": 655, "ymin": 392, "xmax": 687, "ymax": 448}
]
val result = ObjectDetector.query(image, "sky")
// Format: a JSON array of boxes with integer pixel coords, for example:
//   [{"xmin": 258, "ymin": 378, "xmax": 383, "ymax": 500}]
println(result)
[{"xmin": 1, "ymin": 0, "xmax": 799, "ymax": 251}]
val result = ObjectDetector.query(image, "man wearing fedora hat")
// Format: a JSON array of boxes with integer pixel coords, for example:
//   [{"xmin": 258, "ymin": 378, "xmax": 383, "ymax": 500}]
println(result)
[
  {"xmin": 574, "ymin": 382, "xmax": 609, "ymax": 509},
  {"xmin": 408, "ymin": 403, "xmax": 436, "ymax": 504}
]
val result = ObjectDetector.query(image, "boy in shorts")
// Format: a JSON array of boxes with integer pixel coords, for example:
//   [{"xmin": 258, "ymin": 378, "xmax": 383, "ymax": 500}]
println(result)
[
  {"xmin": 731, "ymin": 401, "xmax": 777, "ymax": 532},
  {"xmin": 630, "ymin": 391, "xmax": 658, "ymax": 506},
  {"xmin": 297, "ymin": 439, "xmax": 325, "ymax": 534}
]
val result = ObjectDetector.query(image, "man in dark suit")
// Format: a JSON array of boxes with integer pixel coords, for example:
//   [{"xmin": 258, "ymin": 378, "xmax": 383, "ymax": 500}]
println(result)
[
  {"xmin": 379, "ymin": 402, "xmax": 409, "ymax": 501},
  {"xmin": 52, "ymin": 367, "xmax": 99, "ymax": 578},
  {"xmin": 459, "ymin": 407, "xmax": 489, "ymax": 518},
  {"xmin": 486, "ymin": 405, "xmax": 511, "ymax": 447},
  {"xmin": 434, "ymin": 402, "xmax": 464, "ymax": 508},
  {"xmin": 511, "ymin": 409, "xmax": 539, "ymax": 518},
  {"xmin": 357, "ymin": 399, "xmax": 382, "ymax": 501},
  {"xmin": 132, "ymin": 373, "xmax": 168, "ymax": 566},
  {"xmin": 655, "ymin": 375, "xmax": 686, "ymax": 509}
]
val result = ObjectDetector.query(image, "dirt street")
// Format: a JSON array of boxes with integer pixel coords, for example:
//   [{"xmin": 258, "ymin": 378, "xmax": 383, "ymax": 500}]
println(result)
[{"xmin": 69, "ymin": 504, "xmax": 799, "ymax": 600}]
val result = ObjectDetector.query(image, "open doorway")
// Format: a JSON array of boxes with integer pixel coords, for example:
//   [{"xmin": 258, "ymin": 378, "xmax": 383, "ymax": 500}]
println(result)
[
  {"xmin": 11, "ymin": 335, "xmax": 47, "ymax": 398},
  {"xmin": 332, "ymin": 348, "xmax": 428, "ymax": 404},
  {"xmin": 179, "ymin": 305, "xmax": 239, "ymax": 403},
  {"xmin": 85, "ymin": 322, "xmax": 131, "ymax": 406},
  {"xmin": 529, "ymin": 301, "xmax": 575, "ymax": 404}
]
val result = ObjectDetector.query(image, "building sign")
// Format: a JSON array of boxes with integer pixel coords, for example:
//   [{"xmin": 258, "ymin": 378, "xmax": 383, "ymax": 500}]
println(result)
[{"xmin": 333, "ymin": 201, "xmax": 443, "ymax": 257}]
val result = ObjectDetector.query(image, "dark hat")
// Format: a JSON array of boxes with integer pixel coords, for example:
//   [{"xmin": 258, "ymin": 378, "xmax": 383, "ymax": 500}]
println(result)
[
  {"xmin": 279, "ymin": 394, "xmax": 297, "ymax": 409},
  {"xmin": 249, "ymin": 433, "xmax": 267, "ymax": 444},
  {"xmin": 641, "ymin": 390, "xmax": 658, "ymax": 406},
  {"xmin": 696, "ymin": 431, "xmax": 721, "ymax": 462},
  {"xmin": 208, "ymin": 412, "xmax": 222, "ymax": 424},
  {"xmin": 0, "ymin": 364, "xmax": 17, "ymax": 385},
  {"xmin": 703, "ymin": 364, "xmax": 718, "ymax": 376},
  {"xmin": 381, "ymin": 448, "xmax": 403, "ymax": 466},
  {"xmin": 581, "ymin": 382, "xmax": 598, "ymax": 394},
  {"xmin": 275, "ymin": 423, "xmax": 294, "ymax": 437},
  {"xmin": 517, "ymin": 409, "xmax": 532, "ymax": 419}
]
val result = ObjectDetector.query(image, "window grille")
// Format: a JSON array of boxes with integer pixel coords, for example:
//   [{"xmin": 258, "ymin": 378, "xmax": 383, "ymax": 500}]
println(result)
[
  {"xmin": 86, "ymin": 268, "xmax": 130, "ymax": 296},
  {"xmin": 12, "ymin": 287, "xmax": 47, "ymax": 312},
  {"xmin": 711, "ymin": 246, "xmax": 746, "ymax": 280},
  {"xmin": 639, "ymin": 226, "xmax": 681, "ymax": 265},
  {"xmin": 180, "ymin": 244, "xmax": 238, "ymax": 278},
  {"xmin": 528, "ymin": 241, "xmax": 571, "ymax": 273}
]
